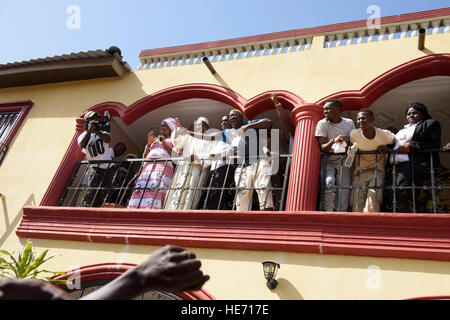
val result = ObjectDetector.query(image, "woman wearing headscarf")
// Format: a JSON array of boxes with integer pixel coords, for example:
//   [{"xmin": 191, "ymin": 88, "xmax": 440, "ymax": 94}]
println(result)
[
  {"xmin": 388, "ymin": 102, "xmax": 441, "ymax": 213},
  {"xmin": 127, "ymin": 117, "xmax": 181, "ymax": 209}
]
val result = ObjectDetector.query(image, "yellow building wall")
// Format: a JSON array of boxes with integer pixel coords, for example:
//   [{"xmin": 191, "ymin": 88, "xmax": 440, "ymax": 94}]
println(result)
[
  {"xmin": 3, "ymin": 239, "xmax": 450, "ymax": 300},
  {"xmin": 0, "ymin": 31, "xmax": 449, "ymax": 299}
]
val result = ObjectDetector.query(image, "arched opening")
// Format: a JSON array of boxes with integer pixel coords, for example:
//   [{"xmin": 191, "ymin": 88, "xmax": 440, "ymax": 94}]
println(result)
[
  {"xmin": 315, "ymin": 54, "xmax": 450, "ymax": 213},
  {"xmin": 51, "ymin": 263, "xmax": 214, "ymax": 300},
  {"xmin": 42, "ymin": 83, "xmax": 305, "ymax": 212},
  {"xmin": 316, "ymin": 54, "xmax": 450, "ymax": 110},
  {"xmin": 341, "ymin": 75, "xmax": 450, "ymax": 166}
]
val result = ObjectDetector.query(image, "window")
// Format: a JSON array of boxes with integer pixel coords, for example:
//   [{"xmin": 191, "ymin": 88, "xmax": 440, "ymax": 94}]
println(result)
[{"xmin": 0, "ymin": 100, "xmax": 33, "ymax": 165}]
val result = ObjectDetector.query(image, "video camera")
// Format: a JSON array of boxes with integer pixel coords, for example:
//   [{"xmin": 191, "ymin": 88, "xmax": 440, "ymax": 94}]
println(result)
[{"xmin": 84, "ymin": 111, "xmax": 111, "ymax": 133}]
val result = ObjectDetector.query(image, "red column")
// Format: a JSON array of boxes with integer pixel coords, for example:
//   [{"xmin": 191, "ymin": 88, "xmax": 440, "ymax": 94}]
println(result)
[{"xmin": 286, "ymin": 104, "xmax": 323, "ymax": 211}]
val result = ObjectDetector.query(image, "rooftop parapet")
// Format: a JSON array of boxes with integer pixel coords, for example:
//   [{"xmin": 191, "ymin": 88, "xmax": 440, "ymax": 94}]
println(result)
[{"xmin": 137, "ymin": 7, "xmax": 450, "ymax": 71}]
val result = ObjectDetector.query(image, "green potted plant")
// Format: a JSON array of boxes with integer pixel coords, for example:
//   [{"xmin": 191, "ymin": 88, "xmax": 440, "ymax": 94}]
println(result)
[{"xmin": 0, "ymin": 240, "xmax": 66, "ymax": 284}]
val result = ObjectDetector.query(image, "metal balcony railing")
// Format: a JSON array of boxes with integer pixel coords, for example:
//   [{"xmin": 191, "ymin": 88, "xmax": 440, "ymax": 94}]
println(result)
[
  {"xmin": 319, "ymin": 149, "xmax": 450, "ymax": 213},
  {"xmin": 58, "ymin": 154, "xmax": 291, "ymax": 211}
]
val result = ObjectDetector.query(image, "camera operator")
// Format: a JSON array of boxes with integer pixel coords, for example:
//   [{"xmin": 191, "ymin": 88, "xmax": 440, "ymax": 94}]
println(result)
[{"xmin": 77, "ymin": 111, "xmax": 115, "ymax": 207}]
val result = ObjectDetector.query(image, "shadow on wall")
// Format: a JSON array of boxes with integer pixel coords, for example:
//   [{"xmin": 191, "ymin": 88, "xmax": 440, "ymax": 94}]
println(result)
[
  {"xmin": 0, "ymin": 193, "xmax": 35, "ymax": 247},
  {"xmin": 275, "ymin": 278, "xmax": 304, "ymax": 300}
]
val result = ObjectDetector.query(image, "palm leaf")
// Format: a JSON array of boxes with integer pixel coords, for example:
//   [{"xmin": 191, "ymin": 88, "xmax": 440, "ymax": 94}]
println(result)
[
  {"xmin": 23, "ymin": 250, "xmax": 51, "ymax": 278},
  {"xmin": 48, "ymin": 279, "xmax": 71, "ymax": 285},
  {"xmin": 0, "ymin": 254, "xmax": 20, "ymax": 278},
  {"xmin": 0, "ymin": 249, "xmax": 18, "ymax": 265},
  {"xmin": 1, "ymin": 241, "xmax": 63, "ymax": 282},
  {"xmin": 18, "ymin": 241, "xmax": 33, "ymax": 277}
]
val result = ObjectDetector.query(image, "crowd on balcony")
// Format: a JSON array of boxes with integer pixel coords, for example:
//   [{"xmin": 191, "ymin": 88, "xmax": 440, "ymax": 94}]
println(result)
[
  {"xmin": 316, "ymin": 100, "xmax": 448, "ymax": 214},
  {"xmin": 75, "ymin": 98, "xmax": 292, "ymax": 211},
  {"xmin": 72, "ymin": 97, "xmax": 448, "ymax": 213}
]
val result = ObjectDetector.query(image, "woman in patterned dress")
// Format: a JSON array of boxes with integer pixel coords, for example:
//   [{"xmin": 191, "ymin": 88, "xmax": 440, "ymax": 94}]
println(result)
[{"xmin": 127, "ymin": 117, "xmax": 181, "ymax": 209}]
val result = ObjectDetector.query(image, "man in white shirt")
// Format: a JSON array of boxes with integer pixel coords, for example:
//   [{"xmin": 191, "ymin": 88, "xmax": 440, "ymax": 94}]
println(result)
[
  {"xmin": 77, "ymin": 111, "xmax": 115, "ymax": 207},
  {"xmin": 315, "ymin": 99, "xmax": 355, "ymax": 212},
  {"xmin": 228, "ymin": 109, "xmax": 274, "ymax": 211},
  {"xmin": 350, "ymin": 109, "xmax": 395, "ymax": 212}
]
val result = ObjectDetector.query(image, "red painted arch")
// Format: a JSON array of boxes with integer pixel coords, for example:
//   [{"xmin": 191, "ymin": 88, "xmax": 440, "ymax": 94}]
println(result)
[
  {"xmin": 79, "ymin": 85, "xmax": 304, "ymax": 124},
  {"xmin": 51, "ymin": 262, "xmax": 215, "ymax": 300},
  {"xmin": 315, "ymin": 54, "xmax": 450, "ymax": 111},
  {"xmin": 40, "ymin": 83, "xmax": 305, "ymax": 206},
  {"xmin": 82, "ymin": 84, "xmax": 246, "ymax": 125},
  {"xmin": 407, "ymin": 295, "xmax": 450, "ymax": 300}
]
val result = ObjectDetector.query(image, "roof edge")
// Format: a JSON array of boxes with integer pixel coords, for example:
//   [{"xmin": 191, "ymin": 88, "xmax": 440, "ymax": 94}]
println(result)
[{"xmin": 139, "ymin": 7, "xmax": 450, "ymax": 58}]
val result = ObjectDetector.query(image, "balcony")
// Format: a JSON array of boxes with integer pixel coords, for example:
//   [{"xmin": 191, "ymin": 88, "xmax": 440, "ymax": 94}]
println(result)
[{"xmin": 319, "ymin": 149, "xmax": 450, "ymax": 213}]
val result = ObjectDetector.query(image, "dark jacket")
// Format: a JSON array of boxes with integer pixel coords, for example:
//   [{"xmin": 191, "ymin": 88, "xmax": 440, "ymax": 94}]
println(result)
[{"xmin": 409, "ymin": 119, "xmax": 441, "ymax": 169}]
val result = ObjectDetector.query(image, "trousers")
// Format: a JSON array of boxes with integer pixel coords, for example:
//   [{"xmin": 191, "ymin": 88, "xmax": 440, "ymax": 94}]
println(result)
[
  {"xmin": 234, "ymin": 159, "xmax": 274, "ymax": 211},
  {"xmin": 322, "ymin": 161, "xmax": 351, "ymax": 212},
  {"xmin": 351, "ymin": 169, "xmax": 385, "ymax": 212}
]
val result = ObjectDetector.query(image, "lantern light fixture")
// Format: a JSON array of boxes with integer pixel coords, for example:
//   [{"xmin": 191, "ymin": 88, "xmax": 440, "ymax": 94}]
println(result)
[{"xmin": 262, "ymin": 261, "xmax": 280, "ymax": 289}]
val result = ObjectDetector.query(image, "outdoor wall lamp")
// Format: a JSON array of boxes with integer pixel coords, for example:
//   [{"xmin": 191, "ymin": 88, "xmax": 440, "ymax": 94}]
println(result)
[
  {"xmin": 202, "ymin": 57, "xmax": 217, "ymax": 75},
  {"xmin": 262, "ymin": 261, "xmax": 280, "ymax": 289},
  {"xmin": 418, "ymin": 28, "xmax": 426, "ymax": 50}
]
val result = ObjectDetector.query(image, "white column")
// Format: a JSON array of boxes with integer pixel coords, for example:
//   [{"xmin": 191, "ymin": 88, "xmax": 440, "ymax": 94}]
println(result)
[
  {"xmin": 378, "ymin": 28, "xmax": 386, "ymax": 41},
  {"xmin": 188, "ymin": 54, "xmax": 196, "ymax": 65},
  {"xmin": 420, "ymin": 22, "xmax": 430, "ymax": 34},
  {"xmin": 227, "ymin": 48, "xmax": 235, "ymax": 61},
  {"xmin": 244, "ymin": 46, "xmax": 254, "ymax": 58},
  {"xmin": 388, "ymin": 27, "xmax": 397, "ymax": 40},
  {"xmin": 261, "ymin": 43, "xmax": 270, "ymax": 55},
  {"xmin": 158, "ymin": 58, "xmax": 166, "ymax": 68},
  {"xmin": 304, "ymin": 38, "xmax": 312, "ymax": 50},
  {"xmin": 288, "ymin": 40, "xmax": 298, "ymax": 52},
  {"xmin": 279, "ymin": 41, "xmax": 288, "ymax": 54},
  {"xmin": 152, "ymin": 58, "xmax": 159, "ymax": 69},
  {"xmin": 327, "ymin": 34, "xmax": 335, "ymax": 48},
  {"xmin": 445, "ymin": 20, "xmax": 450, "ymax": 33},
  {"xmin": 241, "ymin": 47, "xmax": 249, "ymax": 59},
  {"xmin": 346, "ymin": 32, "xmax": 355, "ymax": 45},
  {"xmin": 336, "ymin": 34, "xmax": 344, "ymax": 46},
  {"xmin": 195, "ymin": 53, "xmax": 203, "ymax": 64},
  {"xmin": 180, "ymin": 55, "xmax": 188, "ymax": 65},
  {"xmin": 145, "ymin": 59, "xmax": 153, "ymax": 70},
  {"xmin": 400, "ymin": 25, "xmax": 409, "ymax": 38},
  {"xmin": 235, "ymin": 47, "xmax": 243, "ymax": 59},
  {"xmin": 357, "ymin": 31, "xmax": 365, "ymax": 44},
  {"xmin": 210, "ymin": 51, "xmax": 216, "ymax": 62},
  {"xmin": 432, "ymin": 20, "xmax": 442, "ymax": 34},
  {"xmin": 271, "ymin": 42, "xmax": 278, "ymax": 55},
  {"xmin": 410, "ymin": 24, "xmax": 419, "ymax": 37},
  {"xmin": 367, "ymin": 29, "xmax": 376, "ymax": 42},
  {"xmin": 218, "ymin": 49, "xmax": 227, "ymax": 62},
  {"xmin": 137, "ymin": 60, "xmax": 145, "ymax": 71}
]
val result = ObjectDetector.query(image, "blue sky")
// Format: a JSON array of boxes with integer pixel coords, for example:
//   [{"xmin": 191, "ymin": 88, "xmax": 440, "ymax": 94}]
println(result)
[{"xmin": 0, "ymin": 0, "xmax": 449, "ymax": 69}]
